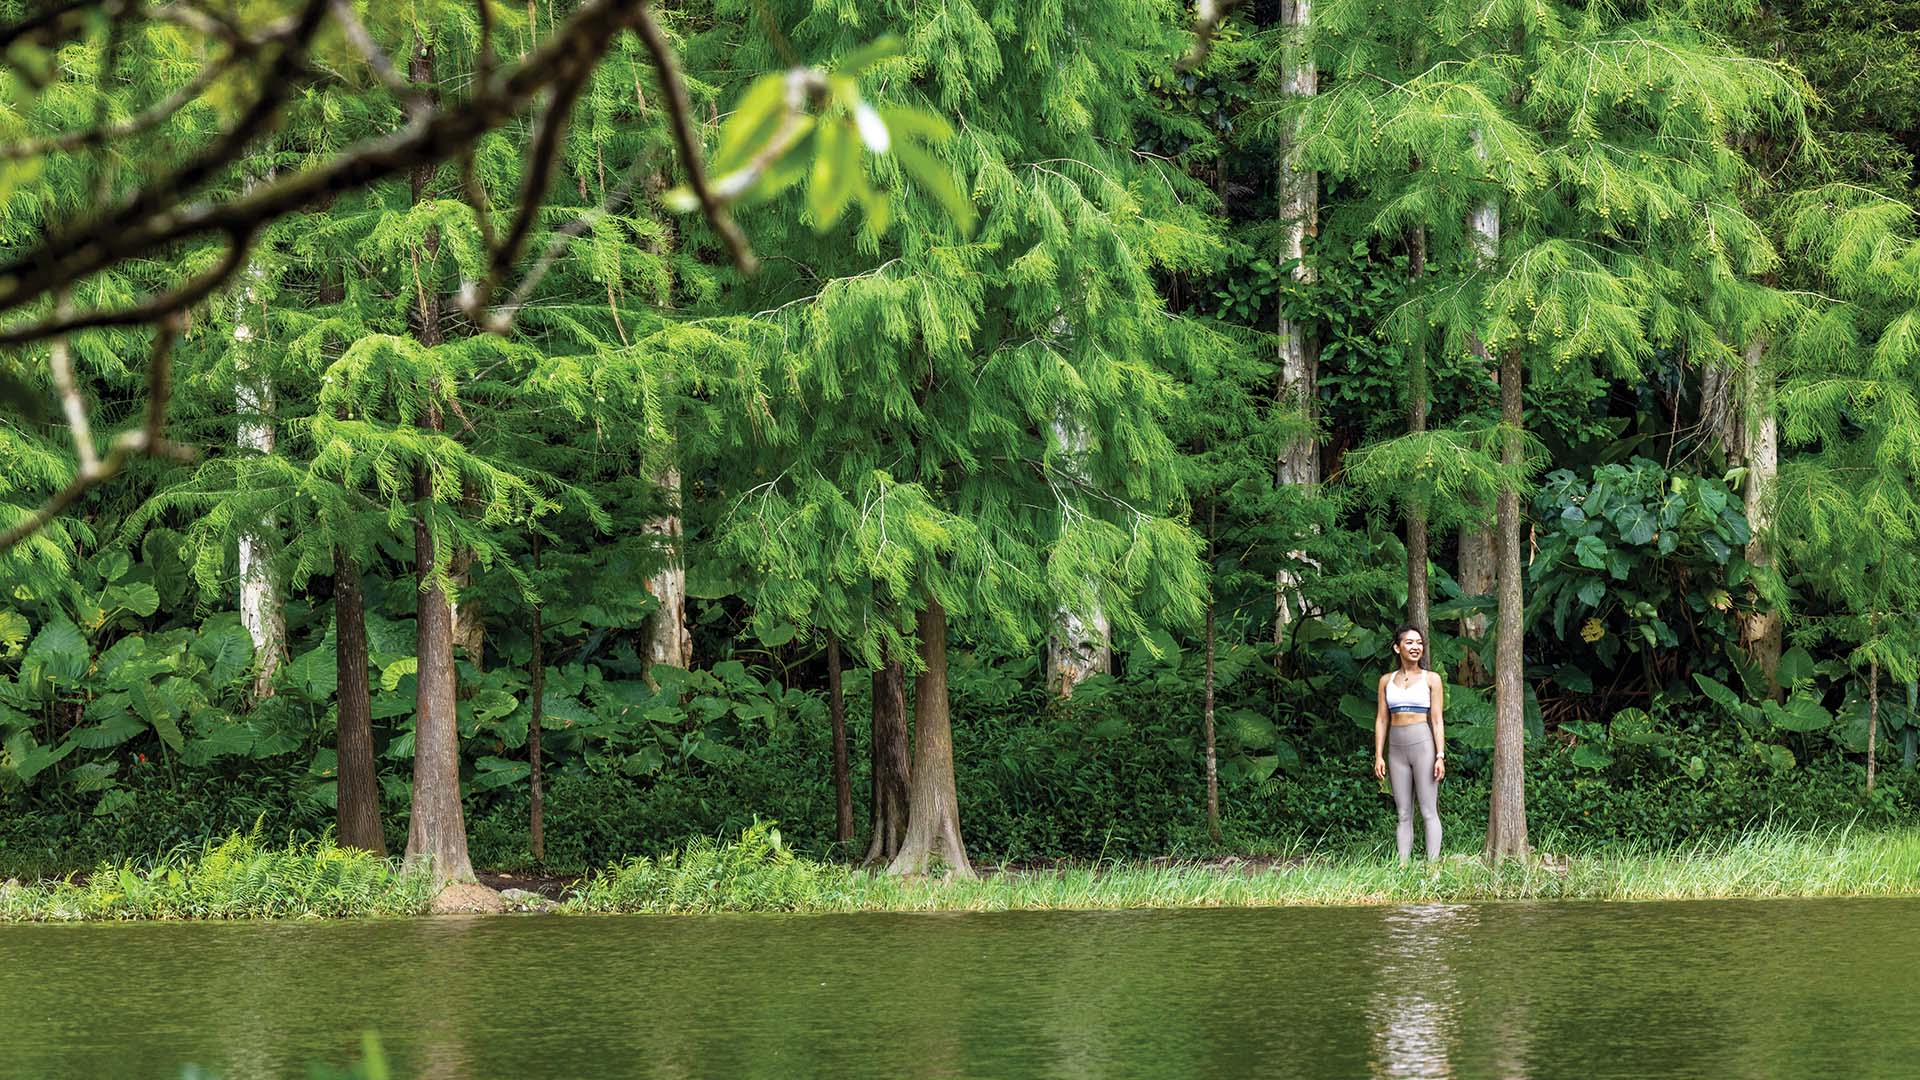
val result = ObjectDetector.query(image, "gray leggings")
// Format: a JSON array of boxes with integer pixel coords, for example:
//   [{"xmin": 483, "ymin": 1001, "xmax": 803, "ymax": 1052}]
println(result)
[{"xmin": 1388, "ymin": 723, "xmax": 1441, "ymax": 862}]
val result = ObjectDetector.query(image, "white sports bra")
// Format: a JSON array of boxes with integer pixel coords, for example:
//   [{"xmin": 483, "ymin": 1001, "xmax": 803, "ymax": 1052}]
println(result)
[{"xmin": 1385, "ymin": 672, "xmax": 1430, "ymax": 714}]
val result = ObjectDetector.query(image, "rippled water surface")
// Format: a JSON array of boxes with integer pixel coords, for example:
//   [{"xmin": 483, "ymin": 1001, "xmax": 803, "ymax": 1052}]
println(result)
[{"xmin": 6, "ymin": 898, "xmax": 1916, "ymax": 1078}]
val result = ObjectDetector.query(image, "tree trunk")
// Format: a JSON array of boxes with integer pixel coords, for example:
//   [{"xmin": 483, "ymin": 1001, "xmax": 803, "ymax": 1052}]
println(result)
[
  {"xmin": 235, "ymin": 249, "xmax": 284, "ymax": 701},
  {"xmin": 333, "ymin": 550, "xmax": 385, "ymax": 855},
  {"xmin": 887, "ymin": 598, "xmax": 972, "ymax": 878},
  {"xmin": 1907, "ymin": 681, "xmax": 1918, "ymax": 772},
  {"xmin": 529, "ymin": 534, "xmax": 545, "ymax": 864},
  {"xmin": 408, "ymin": 460, "xmax": 474, "ymax": 882},
  {"xmin": 1406, "ymin": 226, "xmax": 1429, "ymax": 639},
  {"xmin": 1485, "ymin": 346, "xmax": 1529, "ymax": 861},
  {"xmin": 1458, "ymin": 154, "xmax": 1501, "ymax": 688},
  {"xmin": 1273, "ymin": 0, "xmax": 1320, "ymax": 645},
  {"xmin": 450, "ymin": 545, "xmax": 484, "ymax": 676},
  {"xmin": 402, "ymin": 43, "xmax": 475, "ymax": 885},
  {"xmin": 1867, "ymin": 651, "xmax": 1879, "ymax": 793},
  {"xmin": 1048, "ymin": 604, "xmax": 1112, "ymax": 697},
  {"xmin": 828, "ymin": 634, "xmax": 853, "ymax": 845},
  {"xmin": 1047, "ymin": 406, "xmax": 1111, "ymax": 695},
  {"xmin": 1457, "ymin": 526, "xmax": 1495, "ymax": 686},
  {"xmin": 643, "ymin": 463, "xmax": 691, "ymax": 677},
  {"xmin": 1739, "ymin": 337, "xmax": 1783, "ymax": 698},
  {"xmin": 1203, "ymin": 533, "xmax": 1220, "ymax": 844},
  {"xmin": 863, "ymin": 653, "xmax": 911, "ymax": 865}
]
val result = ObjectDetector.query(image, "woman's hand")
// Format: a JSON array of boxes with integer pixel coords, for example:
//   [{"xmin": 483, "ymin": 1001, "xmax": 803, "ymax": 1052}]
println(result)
[
  {"xmin": 1374, "ymin": 756, "xmax": 1387, "ymax": 781},
  {"xmin": 1433, "ymin": 757, "xmax": 1446, "ymax": 782}
]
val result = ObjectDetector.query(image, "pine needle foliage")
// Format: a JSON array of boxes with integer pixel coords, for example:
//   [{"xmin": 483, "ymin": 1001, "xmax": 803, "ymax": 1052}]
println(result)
[{"xmin": 690, "ymin": 0, "xmax": 1215, "ymax": 661}]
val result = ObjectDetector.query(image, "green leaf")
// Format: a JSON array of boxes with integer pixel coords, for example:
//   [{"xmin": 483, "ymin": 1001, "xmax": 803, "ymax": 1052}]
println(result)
[
  {"xmin": 0, "ymin": 610, "xmax": 27, "ymax": 656},
  {"xmin": 833, "ymin": 35, "xmax": 906, "ymax": 77},
  {"xmin": 1610, "ymin": 506, "xmax": 1657, "ymax": 545},
  {"xmin": 876, "ymin": 105, "xmax": 954, "ymax": 144},
  {"xmin": 116, "ymin": 582, "xmax": 160, "ymax": 618},
  {"xmin": 380, "ymin": 657, "xmax": 418, "ymax": 693},
  {"xmin": 1764, "ymin": 694, "xmax": 1832, "ymax": 733},
  {"xmin": 711, "ymin": 74, "xmax": 789, "ymax": 177},
  {"xmin": 893, "ymin": 140, "xmax": 976, "ymax": 236},
  {"xmin": 193, "ymin": 623, "xmax": 254, "ymax": 690},
  {"xmin": 1681, "ymin": 754, "xmax": 1706, "ymax": 781},
  {"xmin": 1610, "ymin": 708, "xmax": 1663, "ymax": 746},
  {"xmin": 1573, "ymin": 535, "xmax": 1608, "ymax": 569},
  {"xmin": 25, "ymin": 616, "xmax": 87, "ymax": 684},
  {"xmin": 1575, "ymin": 578, "xmax": 1606, "ymax": 607},
  {"xmin": 1338, "ymin": 693, "xmax": 1376, "ymax": 730},
  {"xmin": 1777, "ymin": 647, "xmax": 1815, "ymax": 688},
  {"xmin": 68, "ymin": 715, "xmax": 147, "ymax": 749},
  {"xmin": 808, "ymin": 118, "xmax": 860, "ymax": 231},
  {"xmin": 1693, "ymin": 673, "xmax": 1744, "ymax": 718},
  {"xmin": 1225, "ymin": 708, "xmax": 1277, "ymax": 749},
  {"xmin": 96, "ymin": 550, "xmax": 131, "ymax": 583},
  {"xmin": 1571, "ymin": 743, "xmax": 1613, "ymax": 770},
  {"xmin": 471, "ymin": 756, "xmax": 532, "ymax": 790}
]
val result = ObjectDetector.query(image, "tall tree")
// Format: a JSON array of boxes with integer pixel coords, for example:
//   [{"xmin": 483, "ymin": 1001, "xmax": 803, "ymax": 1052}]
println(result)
[
  {"xmin": 1273, "ymin": 0, "xmax": 1321, "ymax": 642},
  {"xmin": 1303, "ymin": 0, "xmax": 1808, "ymax": 857},
  {"xmin": 402, "ymin": 40, "xmax": 474, "ymax": 884},
  {"xmin": 705, "ymin": 0, "xmax": 1210, "ymax": 876}
]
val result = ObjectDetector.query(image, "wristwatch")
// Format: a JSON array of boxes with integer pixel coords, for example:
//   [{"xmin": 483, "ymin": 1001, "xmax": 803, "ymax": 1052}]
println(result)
[{"xmin": 1434, "ymin": 752, "xmax": 1445, "ymax": 760}]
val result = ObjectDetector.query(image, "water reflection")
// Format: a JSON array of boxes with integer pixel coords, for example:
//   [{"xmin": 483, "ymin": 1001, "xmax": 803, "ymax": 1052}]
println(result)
[
  {"xmin": 6, "ymin": 899, "xmax": 1920, "ymax": 1078},
  {"xmin": 1366, "ymin": 904, "xmax": 1475, "ymax": 1080}
]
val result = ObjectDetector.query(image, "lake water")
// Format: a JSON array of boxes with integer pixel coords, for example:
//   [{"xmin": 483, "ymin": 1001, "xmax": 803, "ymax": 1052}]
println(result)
[{"xmin": 5, "ymin": 898, "xmax": 1915, "ymax": 1078}]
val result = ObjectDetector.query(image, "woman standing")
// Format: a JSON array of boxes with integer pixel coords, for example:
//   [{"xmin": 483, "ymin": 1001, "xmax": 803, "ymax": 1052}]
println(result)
[{"xmin": 1374, "ymin": 625, "xmax": 1446, "ymax": 862}]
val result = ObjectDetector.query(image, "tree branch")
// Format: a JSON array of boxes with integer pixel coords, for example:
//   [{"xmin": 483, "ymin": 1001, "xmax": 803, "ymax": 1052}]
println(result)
[
  {"xmin": 633, "ymin": 1, "xmax": 756, "ymax": 272},
  {"xmin": 0, "ymin": 315, "xmax": 192, "ymax": 554},
  {"xmin": 0, "ymin": 0, "xmax": 648, "ymax": 334}
]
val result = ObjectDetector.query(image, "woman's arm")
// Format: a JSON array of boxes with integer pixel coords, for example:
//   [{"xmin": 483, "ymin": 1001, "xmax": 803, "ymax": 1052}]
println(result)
[
  {"xmin": 1374, "ymin": 675, "xmax": 1389, "ymax": 780},
  {"xmin": 1429, "ymin": 671, "xmax": 1446, "ymax": 781}
]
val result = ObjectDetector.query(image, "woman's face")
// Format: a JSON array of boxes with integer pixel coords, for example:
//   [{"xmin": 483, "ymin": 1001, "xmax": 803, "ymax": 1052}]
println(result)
[{"xmin": 1396, "ymin": 631, "xmax": 1425, "ymax": 664}]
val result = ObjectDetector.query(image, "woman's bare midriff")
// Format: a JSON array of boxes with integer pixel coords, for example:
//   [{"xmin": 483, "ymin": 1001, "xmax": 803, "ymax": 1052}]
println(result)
[{"xmin": 1388, "ymin": 713, "xmax": 1428, "ymax": 727}]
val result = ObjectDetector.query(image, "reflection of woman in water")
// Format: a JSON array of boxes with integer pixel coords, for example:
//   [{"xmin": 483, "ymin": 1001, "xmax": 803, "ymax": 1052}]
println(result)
[{"xmin": 1373, "ymin": 626, "xmax": 1445, "ymax": 863}]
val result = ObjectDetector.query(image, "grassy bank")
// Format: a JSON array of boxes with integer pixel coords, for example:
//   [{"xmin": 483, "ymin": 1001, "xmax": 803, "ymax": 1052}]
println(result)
[
  {"xmin": 6, "ymin": 824, "xmax": 1919, "ymax": 922},
  {"xmin": 0, "ymin": 833, "xmax": 435, "ymax": 921},
  {"xmin": 568, "ymin": 821, "xmax": 1920, "ymax": 914}
]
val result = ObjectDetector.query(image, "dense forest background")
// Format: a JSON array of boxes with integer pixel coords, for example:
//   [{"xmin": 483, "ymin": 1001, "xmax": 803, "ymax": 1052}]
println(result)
[{"xmin": 1, "ymin": 0, "xmax": 1917, "ymax": 877}]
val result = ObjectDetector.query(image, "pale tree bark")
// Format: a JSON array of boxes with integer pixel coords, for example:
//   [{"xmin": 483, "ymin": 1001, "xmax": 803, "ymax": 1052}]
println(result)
[
  {"xmin": 1457, "ymin": 526, "xmax": 1495, "ymax": 686},
  {"xmin": 1458, "ymin": 155, "xmax": 1501, "ymax": 689},
  {"xmin": 529, "ymin": 533, "xmax": 545, "ymax": 863},
  {"xmin": 643, "ymin": 463, "xmax": 691, "ymax": 676},
  {"xmin": 1738, "ymin": 338, "xmax": 1783, "ymax": 698},
  {"xmin": 450, "ymin": 545, "xmax": 484, "ymax": 676},
  {"xmin": 828, "ymin": 634, "xmax": 854, "ymax": 845},
  {"xmin": 1203, "ymin": 502, "xmax": 1220, "ymax": 843},
  {"xmin": 1045, "ymin": 320, "xmax": 1111, "ymax": 695},
  {"xmin": 1485, "ymin": 345, "xmax": 1530, "ymax": 860},
  {"xmin": 1406, "ymin": 227, "xmax": 1430, "ymax": 640},
  {"xmin": 1867, "ymin": 650, "xmax": 1879, "ymax": 793},
  {"xmin": 1905, "ymin": 681, "xmax": 1917, "ymax": 772},
  {"xmin": 234, "ymin": 237, "xmax": 285, "ymax": 700},
  {"xmin": 887, "ymin": 598, "xmax": 973, "ymax": 878},
  {"xmin": 333, "ymin": 550, "xmax": 385, "ymax": 855},
  {"xmin": 403, "ymin": 44, "xmax": 476, "ymax": 886},
  {"xmin": 863, "ymin": 653, "xmax": 911, "ymax": 865},
  {"xmin": 1273, "ymin": 0, "xmax": 1320, "ymax": 645}
]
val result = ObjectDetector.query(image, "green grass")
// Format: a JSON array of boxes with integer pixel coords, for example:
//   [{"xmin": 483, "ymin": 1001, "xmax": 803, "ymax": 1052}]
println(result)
[
  {"xmin": 7, "ymin": 822, "xmax": 1918, "ymax": 921},
  {"xmin": 563, "ymin": 821, "xmax": 1920, "ymax": 914},
  {"xmin": 0, "ymin": 830, "xmax": 436, "ymax": 921}
]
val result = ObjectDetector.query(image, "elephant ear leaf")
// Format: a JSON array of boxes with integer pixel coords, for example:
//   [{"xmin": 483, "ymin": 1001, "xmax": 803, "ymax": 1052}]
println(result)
[
  {"xmin": 192, "ymin": 623, "xmax": 254, "ymax": 690},
  {"xmin": 25, "ymin": 616, "xmax": 87, "ymax": 685}
]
